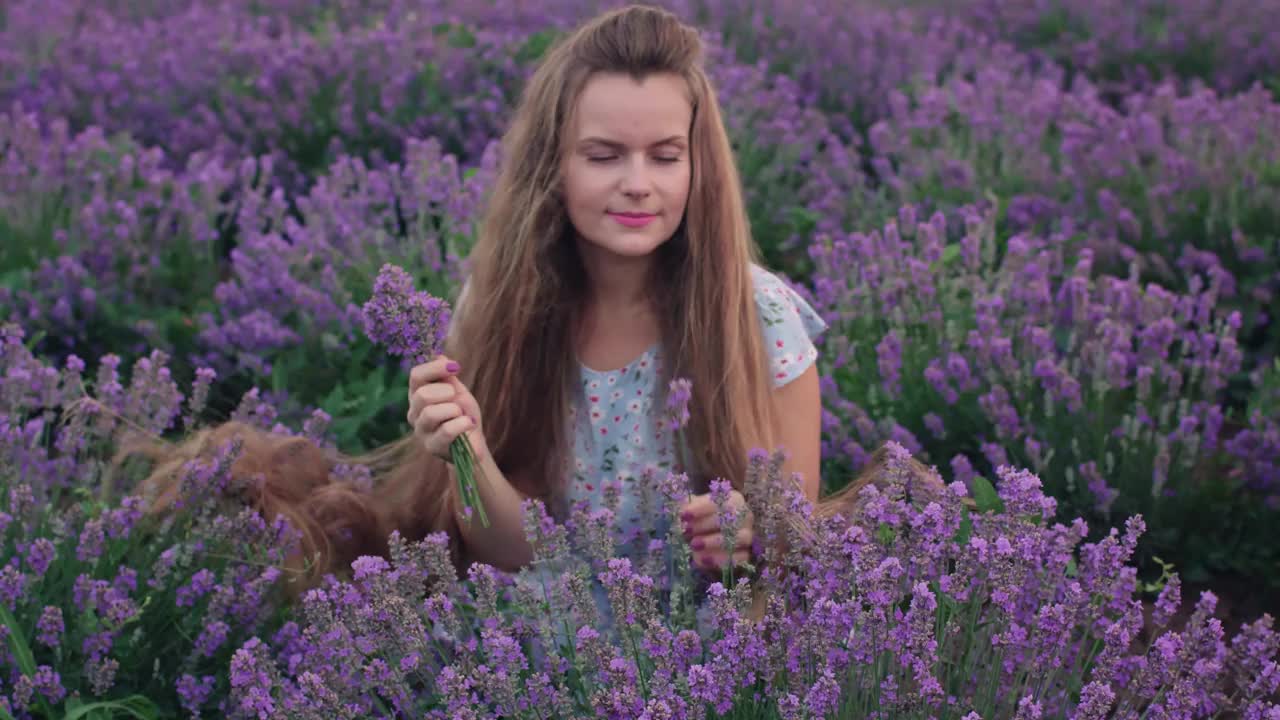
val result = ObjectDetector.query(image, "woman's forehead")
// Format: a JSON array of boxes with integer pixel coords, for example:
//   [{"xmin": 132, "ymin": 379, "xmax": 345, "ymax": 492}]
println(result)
[{"xmin": 570, "ymin": 72, "xmax": 692, "ymax": 144}]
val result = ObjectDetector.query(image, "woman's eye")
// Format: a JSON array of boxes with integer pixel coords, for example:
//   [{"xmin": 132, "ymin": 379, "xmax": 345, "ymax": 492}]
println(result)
[{"xmin": 585, "ymin": 154, "xmax": 681, "ymax": 163}]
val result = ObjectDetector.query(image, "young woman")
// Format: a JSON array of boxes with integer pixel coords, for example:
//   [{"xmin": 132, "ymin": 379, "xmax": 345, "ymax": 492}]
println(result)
[{"xmin": 134, "ymin": 3, "xmax": 827, "ymax": 588}]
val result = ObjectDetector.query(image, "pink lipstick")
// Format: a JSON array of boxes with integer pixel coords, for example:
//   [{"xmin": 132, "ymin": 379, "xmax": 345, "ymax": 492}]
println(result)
[{"xmin": 608, "ymin": 211, "xmax": 657, "ymax": 228}]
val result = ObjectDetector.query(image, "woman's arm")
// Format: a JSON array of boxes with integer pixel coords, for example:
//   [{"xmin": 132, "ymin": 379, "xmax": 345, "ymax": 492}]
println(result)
[
  {"xmin": 437, "ymin": 280, "xmax": 537, "ymax": 572},
  {"xmin": 449, "ymin": 453, "xmax": 536, "ymax": 572},
  {"xmin": 770, "ymin": 362, "xmax": 823, "ymax": 502}
]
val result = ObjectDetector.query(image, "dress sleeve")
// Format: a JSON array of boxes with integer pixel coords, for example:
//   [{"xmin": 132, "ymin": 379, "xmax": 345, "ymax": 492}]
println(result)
[{"xmin": 751, "ymin": 264, "xmax": 828, "ymax": 387}]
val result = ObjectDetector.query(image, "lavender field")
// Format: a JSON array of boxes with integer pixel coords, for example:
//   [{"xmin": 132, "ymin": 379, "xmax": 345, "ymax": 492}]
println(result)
[{"xmin": 1, "ymin": 0, "xmax": 1278, "ymax": 717}]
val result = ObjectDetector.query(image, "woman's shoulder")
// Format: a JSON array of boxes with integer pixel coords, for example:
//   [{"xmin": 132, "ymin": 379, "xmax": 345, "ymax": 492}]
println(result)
[
  {"xmin": 747, "ymin": 263, "xmax": 828, "ymax": 386},
  {"xmin": 748, "ymin": 263, "xmax": 824, "ymax": 329}
]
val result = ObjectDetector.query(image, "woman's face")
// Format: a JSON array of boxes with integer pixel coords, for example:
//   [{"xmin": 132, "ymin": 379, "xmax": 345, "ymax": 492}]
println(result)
[{"xmin": 562, "ymin": 71, "xmax": 693, "ymax": 263}]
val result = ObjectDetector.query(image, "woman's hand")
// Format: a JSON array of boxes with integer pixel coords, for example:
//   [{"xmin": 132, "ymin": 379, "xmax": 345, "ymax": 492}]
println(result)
[
  {"xmin": 408, "ymin": 355, "xmax": 490, "ymax": 464},
  {"xmin": 679, "ymin": 489, "xmax": 754, "ymax": 573}
]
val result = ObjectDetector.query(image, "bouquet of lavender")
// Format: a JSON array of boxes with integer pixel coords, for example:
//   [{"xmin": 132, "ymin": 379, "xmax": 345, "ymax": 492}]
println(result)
[{"xmin": 361, "ymin": 263, "xmax": 488, "ymax": 527}]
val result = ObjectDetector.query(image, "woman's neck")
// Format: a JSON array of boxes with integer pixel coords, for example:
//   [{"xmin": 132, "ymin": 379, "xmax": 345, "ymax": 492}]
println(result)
[{"xmin": 575, "ymin": 239, "xmax": 656, "ymax": 314}]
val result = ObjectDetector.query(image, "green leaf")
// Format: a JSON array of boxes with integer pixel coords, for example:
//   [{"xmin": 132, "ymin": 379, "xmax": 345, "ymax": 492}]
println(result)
[
  {"xmin": 785, "ymin": 205, "xmax": 820, "ymax": 236},
  {"xmin": 875, "ymin": 522, "xmax": 895, "ymax": 545},
  {"xmin": 969, "ymin": 475, "xmax": 1004, "ymax": 514},
  {"xmin": 358, "ymin": 375, "xmax": 393, "ymax": 420},
  {"xmin": 62, "ymin": 695, "xmax": 160, "ymax": 720},
  {"xmin": 270, "ymin": 356, "xmax": 290, "ymax": 395},
  {"xmin": 1265, "ymin": 75, "xmax": 1280, "ymax": 101},
  {"xmin": 431, "ymin": 22, "xmax": 476, "ymax": 48},
  {"xmin": 0, "ymin": 605, "xmax": 37, "ymax": 676},
  {"xmin": 318, "ymin": 382, "xmax": 347, "ymax": 414},
  {"xmin": 954, "ymin": 507, "xmax": 974, "ymax": 545},
  {"xmin": 515, "ymin": 29, "xmax": 559, "ymax": 63},
  {"xmin": 940, "ymin": 243, "xmax": 961, "ymax": 267},
  {"xmin": 0, "ymin": 605, "xmax": 55, "ymax": 717}
]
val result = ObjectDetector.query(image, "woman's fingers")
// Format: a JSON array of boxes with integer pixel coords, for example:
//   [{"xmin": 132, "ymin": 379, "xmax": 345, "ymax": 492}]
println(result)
[
  {"xmin": 418, "ymin": 402, "xmax": 464, "ymax": 427},
  {"xmin": 688, "ymin": 525, "xmax": 753, "ymax": 554},
  {"xmin": 693, "ymin": 548, "xmax": 752, "ymax": 572},
  {"xmin": 413, "ymin": 404, "xmax": 474, "ymax": 458},
  {"xmin": 445, "ymin": 375, "xmax": 482, "ymax": 427},
  {"xmin": 407, "ymin": 382, "xmax": 456, "ymax": 424},
  {"xmin": 406, "ymin": 355, "xmax": 484, "ymax": 462},
  {"xmin": 680, "ymin": 493, "xmax": 753, "ymax": 539},
  {"xmin": 689, "ymin": 524, "xmax": 754, "ymax": 571},
  {"xmin": 409, "ymin": 355, "xmax": 460, "ymax": 395},
  {"xmin": 681, "ymin": 514, "xmax": 720, "ymax": 537}
]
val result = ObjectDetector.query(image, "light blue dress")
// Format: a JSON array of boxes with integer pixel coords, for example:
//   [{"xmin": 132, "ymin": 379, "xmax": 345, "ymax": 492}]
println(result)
[
  {"xmin": 512, "ymin": 264, "xmax": 827, "ymax": 640},
  {"xmin": 562, "ymin": 262, "xmax": 828, "ymax": 550}
]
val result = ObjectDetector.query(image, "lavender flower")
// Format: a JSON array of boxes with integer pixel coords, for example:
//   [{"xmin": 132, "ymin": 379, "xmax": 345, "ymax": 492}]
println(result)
[
  {"xmin": 176, "ymin": 674, "xmax": 216, "ymax": 717},
  {"xmin": 361, "ymin": 264, "xmax": 452, "ymax": 366},
  {"xmin": 24, "ymin": 538, "xmax": 55, "ymax": 576},
  {"xmin": 35, "ymin": 606, "xmax": 64, "ymax": 649},
  {"xmin": 362, "ymin": 262, "xmax": 486, "ymax": 527},
  {"xmin": 665, "ymin": 377, "xmax": 692, "ymax": 432}
]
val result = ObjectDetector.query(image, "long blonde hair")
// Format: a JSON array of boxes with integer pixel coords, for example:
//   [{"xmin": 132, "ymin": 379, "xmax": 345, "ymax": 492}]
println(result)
[
  {"xmin": 129, "ymin": 3, "xmax": 779, "ymax": 584},
  {"xmin": 453, "ymin": 3, "xmax": 775, "ymax": 503}
]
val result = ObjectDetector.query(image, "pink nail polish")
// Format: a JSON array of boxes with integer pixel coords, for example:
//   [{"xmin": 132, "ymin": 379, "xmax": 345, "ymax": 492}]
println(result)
[
  {"xmin": 446, "ymin": 361, "xmax": 460, "ymax": 373},
  {"xmin": 691, "ymin": 538, "xmax": 704, "ymax": 550}
]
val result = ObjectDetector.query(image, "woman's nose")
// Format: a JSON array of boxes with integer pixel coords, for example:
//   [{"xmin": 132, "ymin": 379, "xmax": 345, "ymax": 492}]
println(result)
[{"xmin": 619, "ymin": 158, "xmax": 653, "ymax": 197}]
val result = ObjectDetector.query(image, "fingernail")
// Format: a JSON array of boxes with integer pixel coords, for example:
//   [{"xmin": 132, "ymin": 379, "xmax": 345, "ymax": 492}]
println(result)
[
  {"xmin": 691, "ymin": 538, "xmax": 704, "ymax": 550},
  {"xmin": 446, "ymin": 361, "xmax": 460, "ymax": 373},
  {"xmin": 680, "ymin": 511, "xmax": 694, "ymax": 522}
]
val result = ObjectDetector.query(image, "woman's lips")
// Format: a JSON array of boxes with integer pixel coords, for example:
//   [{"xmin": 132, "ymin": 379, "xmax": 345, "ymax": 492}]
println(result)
[{"xmin": 608, "ymin": 211, "xmax": 657, "ymax": 228}]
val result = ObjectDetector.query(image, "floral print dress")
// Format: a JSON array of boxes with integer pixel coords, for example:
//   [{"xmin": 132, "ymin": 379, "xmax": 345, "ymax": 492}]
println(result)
[
  {"xmin": 561, "ymin": 262, "xmax": 828, "ymax": 557},
  {"xmin": 514, "ymin": 263, "xmax": 827, "ymax": 640}
]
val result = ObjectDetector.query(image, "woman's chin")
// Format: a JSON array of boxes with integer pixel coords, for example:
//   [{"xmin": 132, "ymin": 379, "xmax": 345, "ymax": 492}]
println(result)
[{"xmin": 579, "ymin": 228, "xmax": 672, "ymax": 260}]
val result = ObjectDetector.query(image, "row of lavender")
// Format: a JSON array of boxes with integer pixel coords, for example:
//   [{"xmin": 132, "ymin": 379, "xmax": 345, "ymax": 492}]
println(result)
[
  {"xmin": 8, "ymin": 0, "xmax": 1280, "ymax": 159},
  {"xmin": 3, "ymin": 0, "xmax": 1276, "ymax": 361},
  {"xmin": 2, "ymin": 330, "xmax": 1277, "ymax": 717},
  {"xmin": 3, "ymin": 0, "xmax": 1278, "ymax": 290}
]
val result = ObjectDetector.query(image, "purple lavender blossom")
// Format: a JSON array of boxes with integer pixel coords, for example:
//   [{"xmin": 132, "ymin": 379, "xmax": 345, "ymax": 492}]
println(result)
[
  {"xmin": 24, "ymin": 538, "xmax": 55, "ymax": 576},
  {"xmin": 665, "ymin": 377, "xmax": 692, "ymax": 432},
  {"xmin": 35, "ymin": 606, "xmax": 64, "ymax": 648},
  {"xmin": 361, "ymin": 264, "xmax": 452, "ymax": 366}
]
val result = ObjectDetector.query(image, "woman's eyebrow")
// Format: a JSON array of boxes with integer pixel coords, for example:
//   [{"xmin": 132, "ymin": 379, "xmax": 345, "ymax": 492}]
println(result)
[{"xmin": 578, "ymin": 135, "xmax": 687, "ymax": 149}]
